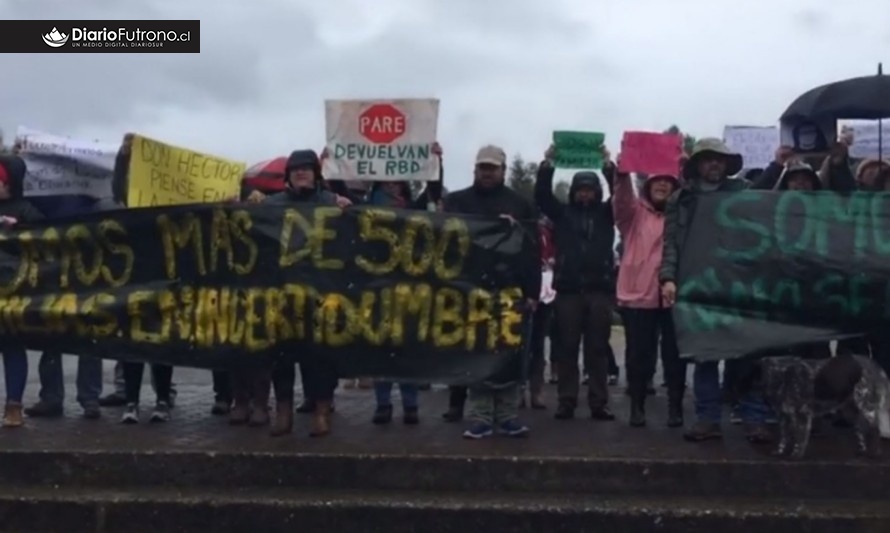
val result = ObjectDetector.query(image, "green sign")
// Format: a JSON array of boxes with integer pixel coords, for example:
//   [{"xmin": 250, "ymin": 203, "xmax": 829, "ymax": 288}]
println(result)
[{"xmin": 552, "ymin": 131, "xmax": 605, "ymax": 169}]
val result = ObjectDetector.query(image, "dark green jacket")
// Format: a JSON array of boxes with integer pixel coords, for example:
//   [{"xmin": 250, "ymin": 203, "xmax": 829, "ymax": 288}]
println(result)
[{"xmin": 659, "ymin": 178, "xmax": 749, "ymax": 283}]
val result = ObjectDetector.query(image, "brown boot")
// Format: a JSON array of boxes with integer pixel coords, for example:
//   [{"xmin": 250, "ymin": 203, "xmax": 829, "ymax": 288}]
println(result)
[
  {"xmin": 309, "ymin": 400, "xmax": 332, "ymax": 437},
  {"xmin": 229, "ymin": 400, "xmax": 249, "ymax": 425},
  {"xmin": 270, "ymin": 401, "xmax": 293, "ymax": 437},
  {"xmin": 3, "ymin": 402, "xmax": 23, "ymax": 428}
]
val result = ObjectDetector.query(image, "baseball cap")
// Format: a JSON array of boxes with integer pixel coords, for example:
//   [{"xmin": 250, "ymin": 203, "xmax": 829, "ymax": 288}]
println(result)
[{"xmin": 475, "ymin": 145, "xmax": 506, "ymax": 166}]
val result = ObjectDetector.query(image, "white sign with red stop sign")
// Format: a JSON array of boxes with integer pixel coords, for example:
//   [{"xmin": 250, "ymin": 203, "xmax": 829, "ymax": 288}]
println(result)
[{"xmin": 324, "ymin": 99, "xmax": 440, "ymax": 182}]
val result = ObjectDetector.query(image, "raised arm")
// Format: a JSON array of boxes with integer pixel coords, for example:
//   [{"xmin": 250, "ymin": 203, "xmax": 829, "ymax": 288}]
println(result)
[
  {"xmin": 534, "ymin": 160, "xmax": 564, "ymax": 221},
  {"xmin": 611, "ymin": 167, "xmax": 638, "ymax": 237}
]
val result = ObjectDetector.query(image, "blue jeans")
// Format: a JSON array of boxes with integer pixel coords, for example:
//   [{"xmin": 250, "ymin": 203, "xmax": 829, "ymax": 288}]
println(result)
[
  {"xmin": 37, "ymin": 351, "xmax": 102, "ymax": 407},
  {"xmin": 694, "ymin": 361, "xmax": 770, "ymax": 424},
  {"xmin": 3, "ymin": 346, "xmax": 28, "ymax": 403},
  {"xmin": 374, "ymin": 381, "xmax": 418, "ymax": 409}
]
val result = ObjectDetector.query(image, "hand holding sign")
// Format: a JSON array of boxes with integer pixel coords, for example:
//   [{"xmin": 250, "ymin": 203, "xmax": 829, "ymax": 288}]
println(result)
[
  {"xmin": 544, "ymin": 144, "xmax": 556, "ymax": 163},
  {"xmin": 775, "ymin": 145, "xmax": 794, "ymax": 165},
  {"xmin": 618, "ymin": 131, "xmax": 683, "ymax": 177}
]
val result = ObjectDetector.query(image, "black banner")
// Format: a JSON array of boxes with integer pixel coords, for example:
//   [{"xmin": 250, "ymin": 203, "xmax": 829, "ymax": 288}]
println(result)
[
  {"xmin": 0, "ymin": 204, "xmax": 535, "ymax": 384},
  {"xmin": 675, "ymin": 191, "xmax": 890, "ymax": 361}
]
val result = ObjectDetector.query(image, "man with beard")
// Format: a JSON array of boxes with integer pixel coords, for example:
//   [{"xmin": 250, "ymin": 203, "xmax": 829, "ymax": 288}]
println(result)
[
  {"xmin": 660, "ymin": 138, "xmax": 757, "ymax": 442},
  {"xmin": 442, "ymin": 145, "xmax": 539, "ymax": 439},
  {"xmin": 535, "ymin": 144, "xmax": 616, "ymax": 421}
]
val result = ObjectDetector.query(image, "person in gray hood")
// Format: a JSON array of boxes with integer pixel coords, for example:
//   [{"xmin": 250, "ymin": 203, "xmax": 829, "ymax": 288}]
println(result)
[{"xmin": 535, "ymin": 144, "xmax": 617, "ymax": 422}]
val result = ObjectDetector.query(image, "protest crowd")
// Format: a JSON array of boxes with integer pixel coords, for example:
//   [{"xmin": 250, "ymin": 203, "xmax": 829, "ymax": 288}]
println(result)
[{"xmin": 0, "ymin": 108, "xmax": 889, "ymax": 450}]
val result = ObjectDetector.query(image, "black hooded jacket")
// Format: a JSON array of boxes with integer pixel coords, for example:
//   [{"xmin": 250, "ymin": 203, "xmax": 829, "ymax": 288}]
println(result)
[
  {"xmin": 265, "ymin": 149, "xmax": 339, "ymax": 206},
  {"xmin": 0, "ymin": 155, "xmax": 44, "ymax": 222},
  {"xmin": 535, "ymin": 162, "xmax": 615, "ymax": 294}
]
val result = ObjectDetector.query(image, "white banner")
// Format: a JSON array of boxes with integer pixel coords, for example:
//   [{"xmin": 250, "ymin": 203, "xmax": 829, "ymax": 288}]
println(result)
[
  {"xmin": 323, "ymin": 98, "xmax": 440, "ymax": 181},
  {"xmin": 839, "ymin": 120, "xmax": 890, "ymax": 159},
  {"xmin": 723, "ymin": 125, "xmax": 779, "ymax": 170},
  {"xmin": 15, "ymin": 126, "xmax": 117, "ymax": 198}
]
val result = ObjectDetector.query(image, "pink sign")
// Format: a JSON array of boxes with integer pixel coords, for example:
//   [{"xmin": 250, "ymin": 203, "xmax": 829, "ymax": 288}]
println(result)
[{"xmin": 618, "ymin": 131, "xmax": 684, "ymax": 177}]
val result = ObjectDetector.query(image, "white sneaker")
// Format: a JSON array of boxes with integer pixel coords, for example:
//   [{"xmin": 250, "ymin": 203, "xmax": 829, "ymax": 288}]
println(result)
[
  {"xmin": 121, "ymin": 403, "xmax": 139, "ymax": 424},
  {"xmin": 150, "ymin": 401, "xmax": 171, "ymax": 423}
]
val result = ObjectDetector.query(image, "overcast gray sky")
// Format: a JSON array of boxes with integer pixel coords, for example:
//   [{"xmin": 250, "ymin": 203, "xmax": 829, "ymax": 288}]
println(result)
[{"xmin": 2, "ymin": 0, "xmax": 888, "ymax": 188}]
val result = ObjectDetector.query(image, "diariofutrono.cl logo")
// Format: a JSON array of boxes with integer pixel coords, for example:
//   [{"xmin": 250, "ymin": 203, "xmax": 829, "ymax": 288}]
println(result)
[
  {"xmin": 65, "ymin": 27, "xmax": 192, "ymax": 48},
  {"xmin": 42, "ymin": 27, "xmax": 69, "ymax": 47}
]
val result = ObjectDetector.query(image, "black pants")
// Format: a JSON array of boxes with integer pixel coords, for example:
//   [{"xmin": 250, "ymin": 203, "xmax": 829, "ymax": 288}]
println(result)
[
  {"xmin": 554, "ymin": 292, "xmax": 613, "ymax": 410},
  {"xmin": 448, "ymin": 386, "xmax": 467, "ymax": 410},
  {"xmin": 212, "ymin": 371, "xmax": 231, "ymax": 403},
  {"xmin": 273, "ymin": 359, "xmax": 338, "ymax": 404},
  {"xmin": 621, "ymin": 308, "xmax": 685, "ymax": 402},
  {"xmin": 606, "ymin": 341, "xmax": 619, "ymax": 377},
  {"xmin": 124, "ymin": 363, "xmax": 173, "ymax": 405}
]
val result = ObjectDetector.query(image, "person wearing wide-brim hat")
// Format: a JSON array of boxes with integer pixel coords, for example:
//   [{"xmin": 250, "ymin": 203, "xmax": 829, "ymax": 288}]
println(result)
[
  {"xmin": 660, "ymin": 137, "xmax": 775, "ymax": 445},
  {"xmin": 681, "ymin": 137, "xmax": 744, "ymax": 185}
]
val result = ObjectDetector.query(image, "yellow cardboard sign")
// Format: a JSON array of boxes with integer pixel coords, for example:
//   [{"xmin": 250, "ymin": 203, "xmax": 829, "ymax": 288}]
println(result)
[{"xmin": 127, "ymin": 135, "xmax": 245, "ymax": 207}]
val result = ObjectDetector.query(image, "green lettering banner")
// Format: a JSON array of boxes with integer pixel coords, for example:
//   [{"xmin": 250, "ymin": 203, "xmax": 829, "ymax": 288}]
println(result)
[
  {"xmin": 675, "ymin": 191, "xmax": 890, "ymax": 361},
  {"xmin": 0, "ymin": 204, "xmax": 536, "ymax": 384}
]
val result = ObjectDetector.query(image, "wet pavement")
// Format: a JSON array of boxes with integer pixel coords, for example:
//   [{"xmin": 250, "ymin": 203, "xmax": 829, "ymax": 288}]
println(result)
[{"xmin": 0, "ymin": 328, "xmax": 885, "ymax": 462}]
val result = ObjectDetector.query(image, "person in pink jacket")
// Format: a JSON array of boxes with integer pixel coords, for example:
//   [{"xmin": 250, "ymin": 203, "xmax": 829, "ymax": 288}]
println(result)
[{"xmin": 611, "ymin": 158, "xmax": 683, "ymax": 429}]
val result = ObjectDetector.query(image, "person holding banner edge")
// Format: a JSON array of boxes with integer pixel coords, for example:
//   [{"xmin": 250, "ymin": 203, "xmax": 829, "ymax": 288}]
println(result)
[
  {"xmin": 264, "ymin": 148, "xmax": 352, "ymax": 438},
  {"xmin": 364, "ymin": 143, "xmax": 443, "ymax": 426},
  {"xmin": 660, "ymin": 138, "xmax": 772, "ymax": 444},
  {"xmin": 441, "ymin": 144, "xmax": 539, "ymax": 439}
]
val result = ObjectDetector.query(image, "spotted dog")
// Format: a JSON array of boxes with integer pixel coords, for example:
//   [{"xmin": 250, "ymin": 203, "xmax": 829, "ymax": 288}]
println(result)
[{"xmin": 762, "ymin": 354, "xmax": 890, "ymax": 459}]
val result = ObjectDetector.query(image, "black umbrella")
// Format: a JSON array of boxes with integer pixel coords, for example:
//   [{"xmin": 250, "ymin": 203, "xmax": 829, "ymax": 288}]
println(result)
[{"xmin": 780, "ymin": 69, "xmax": 890, "ymax": 122}]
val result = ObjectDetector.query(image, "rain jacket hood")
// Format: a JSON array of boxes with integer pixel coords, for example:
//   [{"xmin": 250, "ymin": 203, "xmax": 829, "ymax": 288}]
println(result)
[
  {"xmin": 569, "ymin": 171, "xmax": 602, "ymax": 205},
  {"xmin": 641, "ymin": 174, "xmax": 679, "ymax": 209},
  {"xmin": 284, "ymin": 149, "xmax": 322, "ymax": 182}
]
